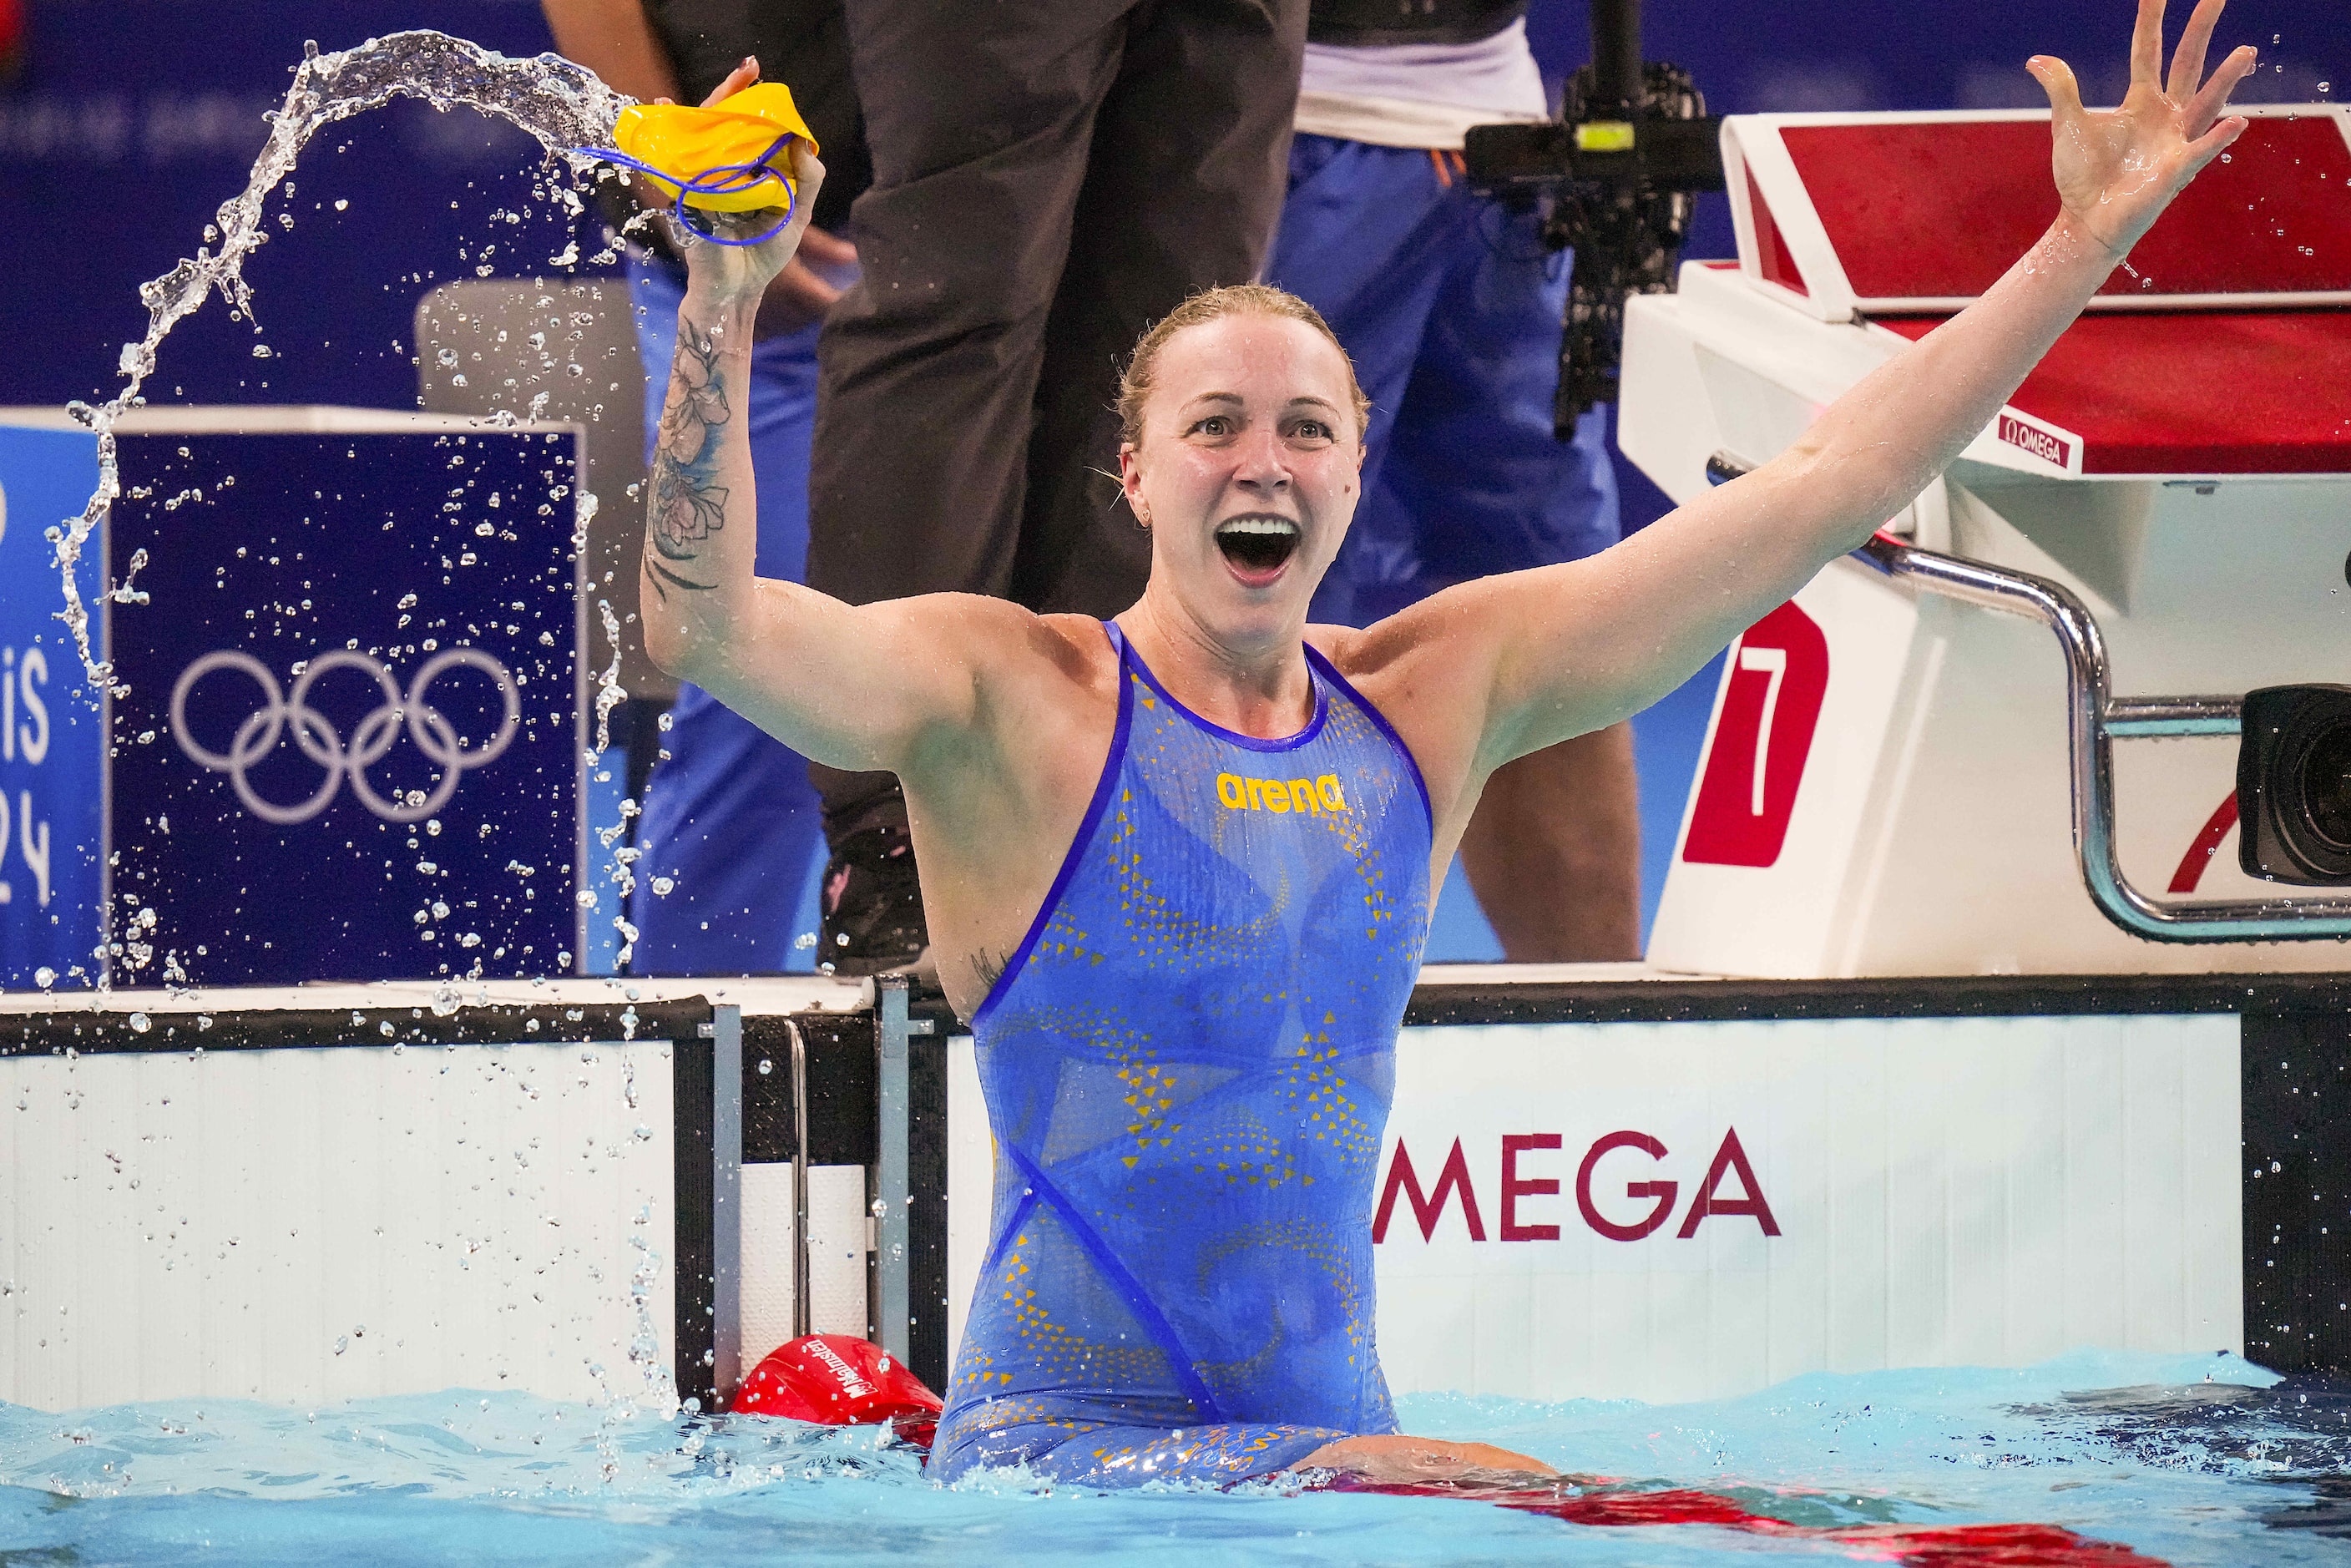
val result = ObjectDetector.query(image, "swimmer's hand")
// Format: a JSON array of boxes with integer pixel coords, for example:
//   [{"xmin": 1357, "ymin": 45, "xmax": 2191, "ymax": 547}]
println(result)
[
  {"xmin": 1300, "ymin": 1434, "xmax": 1562, "ymax": 1487},
  {"xmin": 665, "ymin": 58, "xmax": 828, "ymax": 309},
  {"xmin": 2029, "ymin": 0, "xmax": 2255, "ymax": 259}
]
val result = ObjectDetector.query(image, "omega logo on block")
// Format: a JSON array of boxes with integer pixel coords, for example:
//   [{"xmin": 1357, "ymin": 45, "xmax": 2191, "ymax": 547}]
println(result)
[
  {"xmin": 1371, "ymin": 1127, "xmax": 1781, "ymax": 1244},
  {"xmin": 1996, "ymin": 412, "xmax": 2072, "ymax": 468}
]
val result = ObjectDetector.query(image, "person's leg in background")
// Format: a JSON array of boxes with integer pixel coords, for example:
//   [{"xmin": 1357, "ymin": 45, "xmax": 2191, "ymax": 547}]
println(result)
[
  {"xmin": 1378, "ymin": 181, "xmax": 1641, "ymax": 963},
  {"xmin": 1261, "ymin": 135, "xmax": 1452, "ymax": 631},
  {"xmin": 804, "ymin": 0, "xmax": 1140, "ymax": 971},
  {"xmin": 1011, "ymin": 0, "xmax": 1309, "ymax": 618},
  {"xmin": 1456, "ymin": 724, "xmax": 1641, "ymax": 961},
  {"xmin": 623, "ymin": 253, "xmax": 828, "ymax": 974}
]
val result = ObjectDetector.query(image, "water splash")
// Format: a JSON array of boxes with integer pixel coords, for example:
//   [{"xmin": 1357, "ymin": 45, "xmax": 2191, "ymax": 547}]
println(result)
[
  {"xmin": 43, "ymin": 29, "xmax": 652, "ymax": 990},
  {"xmin": 589, "ymin": 596, "xmax": 642, "ymax": 969},
  {"xmin": 53, "ymin": 29, "xmax": 634, "ymax": 695}
]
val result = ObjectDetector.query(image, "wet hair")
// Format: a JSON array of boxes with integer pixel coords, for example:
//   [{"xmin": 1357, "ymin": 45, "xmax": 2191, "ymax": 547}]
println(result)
[{"xmin": 1115, "ymin": 283, "xmax": 1371, "ymax": 449}]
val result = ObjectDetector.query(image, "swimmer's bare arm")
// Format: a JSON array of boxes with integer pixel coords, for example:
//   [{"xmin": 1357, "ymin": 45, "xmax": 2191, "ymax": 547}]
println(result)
[
  {"xmin": 634, "ymin": 73, "xmax": 1048, "ymax": 778},
  {"xmin": 1374, "ymin": 0, "xmax": 2255, "ymax": 785}
]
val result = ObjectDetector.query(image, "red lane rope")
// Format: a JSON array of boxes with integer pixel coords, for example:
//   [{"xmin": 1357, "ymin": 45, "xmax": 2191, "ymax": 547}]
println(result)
[{"xmin": 1334, "ymin": 1479, "xmax": 2170, "ymax": 1566}]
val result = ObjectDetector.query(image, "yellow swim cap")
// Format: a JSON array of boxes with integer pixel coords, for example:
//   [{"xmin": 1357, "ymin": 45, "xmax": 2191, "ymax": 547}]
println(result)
[{"xmin": 609, "ymin": 83, "xmax": 819, "ymax": 213}]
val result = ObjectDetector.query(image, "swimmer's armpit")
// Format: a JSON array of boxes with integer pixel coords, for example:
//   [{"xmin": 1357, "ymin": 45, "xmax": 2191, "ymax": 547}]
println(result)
[{"xmin": 644, "ymin": 316, "xmax": 729, "ymax": 599}]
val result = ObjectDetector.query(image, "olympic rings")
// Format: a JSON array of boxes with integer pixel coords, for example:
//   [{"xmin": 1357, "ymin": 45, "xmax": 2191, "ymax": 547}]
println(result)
[{"xmin": 168, "ymin": 648, "xmax": 522, "ymax": 826}]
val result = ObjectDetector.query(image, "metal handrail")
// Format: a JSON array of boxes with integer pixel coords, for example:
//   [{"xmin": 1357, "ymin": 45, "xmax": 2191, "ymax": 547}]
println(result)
[
  {"xmin": 785, "ymin": 1017, "xmax": 811, "ymax": 1339},
  {"xmin": 1853, "ymin": 531, "xmax": 2351, "ymax": 942},
  {"xmin": 872, "ymin": 974, "xmax": 913, "ymax": 1363}
]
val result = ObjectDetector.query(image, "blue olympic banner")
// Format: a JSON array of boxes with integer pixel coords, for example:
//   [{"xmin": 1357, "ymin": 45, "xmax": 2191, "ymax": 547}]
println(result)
[
  {"xmin": 0, "ymin": 424, "xmax": 107, "ymax": 988},
  {"xmin": 104, "ymin": 423, "xmax": 585, "ymax": 988}
]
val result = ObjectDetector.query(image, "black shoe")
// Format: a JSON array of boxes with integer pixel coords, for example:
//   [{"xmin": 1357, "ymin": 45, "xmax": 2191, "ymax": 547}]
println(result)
[{"xmin": 817, "ymin": 822, "xmax": 929, "ymax": 976}]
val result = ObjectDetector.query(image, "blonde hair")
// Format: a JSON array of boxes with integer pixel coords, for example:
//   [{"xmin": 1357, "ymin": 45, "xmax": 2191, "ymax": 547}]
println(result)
[{"xmin": 1115, "ymin": 283, "xmax": 1371, "ymax": 449}]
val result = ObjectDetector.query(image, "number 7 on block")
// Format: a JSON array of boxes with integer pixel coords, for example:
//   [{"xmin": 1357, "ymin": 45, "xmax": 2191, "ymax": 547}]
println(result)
[{"xmin": 1736, "ymin": 645, "xmax": 1787, "ymax": 817}]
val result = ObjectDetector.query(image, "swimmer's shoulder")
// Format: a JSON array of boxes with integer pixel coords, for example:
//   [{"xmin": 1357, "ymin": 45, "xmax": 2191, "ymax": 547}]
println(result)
[
  {"xmin": 924, "ymin": 600, "xmax": 1124, "ymax": 701},
  {"xmin": 1030, "ymin": 612, "xmax": 1124, "ymax": 688},
  {"xmin": 1309, "ymin": 604, "xmax": 1503, "ymax": 787},
  {"xmin": 852, "ymin": 595, "xmax": 1115, "ymax": 718},
  {"xmin": 882, "ymin": 594, "xmax": 1101, "ymax": 662},
  {"xmin": 1308, "ymin": 599, "xmax": 1479, "ymax": 690}
]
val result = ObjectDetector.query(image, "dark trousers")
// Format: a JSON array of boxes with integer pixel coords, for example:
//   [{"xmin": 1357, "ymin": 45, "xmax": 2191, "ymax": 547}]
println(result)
[{"xmin": 806, "ymin": 0, "xmax": 1309, "ymax": 837}]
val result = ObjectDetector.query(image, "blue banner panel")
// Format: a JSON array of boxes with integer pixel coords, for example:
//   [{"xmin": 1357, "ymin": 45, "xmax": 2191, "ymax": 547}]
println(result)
[
  {"xmin": 106, "ymin": 427, "xmax": 583, "ymax": 986},
  {"xmin": 0, "ymin": 424, "xmax": 106, "ymax": 988}
]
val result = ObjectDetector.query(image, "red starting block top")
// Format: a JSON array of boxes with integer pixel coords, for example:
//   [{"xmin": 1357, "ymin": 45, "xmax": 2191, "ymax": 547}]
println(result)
[
  {"xmin": 1723, "ymin": 108, "xmax": 2351, "ymax": 475},
  {"xmin": 1875, "ymin": 309, "xmax": 2351, "ymax": 474},
  {"xmin": 1727, "ymin": 108, "xmax": 2351, "ymax": 316}
]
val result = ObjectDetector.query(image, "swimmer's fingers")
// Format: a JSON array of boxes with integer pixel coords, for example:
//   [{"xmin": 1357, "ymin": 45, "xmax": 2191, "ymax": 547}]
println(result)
[
  {"xmin": 2026, "ymin": 54, "xmax": 2086, "ymax": 124},
  {"xmin": 2183, "ymin": 44, "xmax": 2258, "ymax": 138},
  {"xmin": 2179, "ymin": 109, "xmax": 2250, "ymax": 178},
  {"xmin": 2165, "ymin": 0, "xmax": 2224, "ymax": 101},
  {"xmin": 2127, "ymin": 0, "xmax": 2166, "ymax": 92},
  {"xmin": 788, "ymin": 138, "xmax": 825, "ymax": 200},
  {"xmin": 785, "ymin": 141, "xmax": 827, "ymax": 237},
  {"xmin": 700, "ymin": 56, "xmax": 759, "ymax": 109},
  {"xmin": 697, "ymin": 144, "xmax": 822, "ymax": 241}
]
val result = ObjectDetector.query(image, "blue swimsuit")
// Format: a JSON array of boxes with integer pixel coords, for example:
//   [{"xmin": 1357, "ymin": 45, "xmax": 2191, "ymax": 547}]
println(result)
[{"xmin": 933, "ymin": 623, "xmax": 1433, "ymax": 1486}]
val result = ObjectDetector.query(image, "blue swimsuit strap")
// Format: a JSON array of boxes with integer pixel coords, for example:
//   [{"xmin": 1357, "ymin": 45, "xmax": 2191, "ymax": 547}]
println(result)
[{"xmin": 998, "ymin": 1140, "xmax": 1229, "ymax": 1425}]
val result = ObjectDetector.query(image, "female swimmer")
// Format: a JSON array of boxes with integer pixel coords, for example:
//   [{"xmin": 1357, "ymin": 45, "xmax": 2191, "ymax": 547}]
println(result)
[{"xmin": 635, "ymin": 0, "xmax": 2257, "ymax": 1486}]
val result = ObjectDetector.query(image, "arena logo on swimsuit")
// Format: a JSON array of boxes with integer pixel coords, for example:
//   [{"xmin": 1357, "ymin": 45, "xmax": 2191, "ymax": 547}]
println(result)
[
  {"xmin": 1372, "ymin": 1128, "xmax": 1781, "ymax": 1244},
  {"xmin": 1216, "ymin": 771, "xmax": 1347, "ymax": 815}
]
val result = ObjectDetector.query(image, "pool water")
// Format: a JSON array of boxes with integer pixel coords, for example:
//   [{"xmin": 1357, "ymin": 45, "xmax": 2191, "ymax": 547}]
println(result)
[{"xmin": 4, "ymin": 1350, "xmax": 2346, "ymax": 1565}]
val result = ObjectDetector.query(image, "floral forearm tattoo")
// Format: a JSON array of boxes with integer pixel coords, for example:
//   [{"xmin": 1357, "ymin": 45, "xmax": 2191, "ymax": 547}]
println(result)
[{"xmin": 643, "ymin": 318, "xmax": 729, "ymax": 600}]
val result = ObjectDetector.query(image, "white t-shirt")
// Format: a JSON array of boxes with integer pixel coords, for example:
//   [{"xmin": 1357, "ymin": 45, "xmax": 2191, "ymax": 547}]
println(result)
[{"xmin": 1295, "ymin": 17, "xmax": 1550, "ymax": 152}]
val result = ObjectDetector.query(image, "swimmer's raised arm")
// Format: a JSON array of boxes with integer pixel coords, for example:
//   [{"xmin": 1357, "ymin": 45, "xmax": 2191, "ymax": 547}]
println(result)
[
  {"xmin": 1408, "ymin": 0, "xmax": 2254, "ymax": 776},
  {"xmin": 636, "ymin": 69, "xmax": 1036, "ymax": 775}
]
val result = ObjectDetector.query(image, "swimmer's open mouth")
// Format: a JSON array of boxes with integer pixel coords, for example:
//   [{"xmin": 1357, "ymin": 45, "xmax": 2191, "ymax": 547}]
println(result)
[{"xmin": 1216, "ymin": 515, "xmax": 1301, "ymax": 583}]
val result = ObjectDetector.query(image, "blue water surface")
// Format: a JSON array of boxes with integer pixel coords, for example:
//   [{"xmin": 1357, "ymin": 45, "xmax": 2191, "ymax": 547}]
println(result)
[{"xmin": 5, "ymin": 1350, "xmax": 2348, "ymax": 1565}]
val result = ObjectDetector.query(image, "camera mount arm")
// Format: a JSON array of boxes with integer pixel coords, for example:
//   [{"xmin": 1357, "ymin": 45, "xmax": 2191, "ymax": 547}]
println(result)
[{"xmin": 1460, "ymin": 0, "xmax": 1725, "ymax": 431}]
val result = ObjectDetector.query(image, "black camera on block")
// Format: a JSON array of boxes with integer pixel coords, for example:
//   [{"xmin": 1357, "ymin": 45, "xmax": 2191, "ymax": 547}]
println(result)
[{"xmin": 2238, "ymin": 685, "xmax": 2351, "ymax": 884}]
